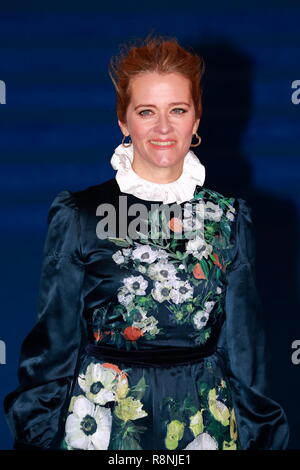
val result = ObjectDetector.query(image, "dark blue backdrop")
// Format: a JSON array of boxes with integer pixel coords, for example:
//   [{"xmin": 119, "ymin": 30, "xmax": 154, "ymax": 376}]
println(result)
[{"xmin": 0, "ymin": 0, "xmax": 299, "ymax": 450}]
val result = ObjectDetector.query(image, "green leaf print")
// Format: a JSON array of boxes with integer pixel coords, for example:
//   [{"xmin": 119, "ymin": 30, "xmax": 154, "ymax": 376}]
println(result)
[
  {"xmin": 134, "ymin": 230, "xmax": 149, "ymax": 241},
  {"xmin": 182, "ymin": 395, "xmax": 198, "ymax": 415},
  {"xmin": 190, "ymin": 327, "xmax": 211, "ymax": 345},
  {"xmin": 109, "ymin": 422, "xmax": 146, "ymax": 450},
  {"xmin": 60, "ymin": 438, "xmax": 69, "ymax": 450},
  {"xmin": 199, "ymin": 259, "xmax": 209, "ymax": 278},
  {"xmin": 130, "ymin": 375, "xmax": 149, "ymax": 401},
  {"xmin": 108, "ymin": 237, "xmax": 131, "ymax": 247},
  {"xmin": 122, "ymin": 435, "xmax": 143, "ymax": 450},
  {"xmin": 197, "ymin": 380, "xmax": 211, "ymax": 398}
]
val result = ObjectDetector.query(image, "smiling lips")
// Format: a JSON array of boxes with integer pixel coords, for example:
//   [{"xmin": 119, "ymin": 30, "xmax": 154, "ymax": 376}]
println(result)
[{"xmin": 149, "ymin": 140, "xmax": 176, "ymax": 148}]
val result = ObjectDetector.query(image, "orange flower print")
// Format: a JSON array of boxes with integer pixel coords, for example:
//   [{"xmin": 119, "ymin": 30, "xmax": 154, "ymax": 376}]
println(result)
[
  {"xmin": 193, "ymin": 263, "xmax": 206, "ymax": 279},
  {"xmin": 93, "ymin": 330, "xmax": 103, "ymax": 341},
  {"xmin": 168, "ymin": 217, "xmax": 183, "ymax": 233},
  {"xmin": 212, "ymin": 253, "xmax": 225, "ymax": 271},
  {"xmin": 102, "ymin": 362, "xmax": 129, "ymax": 378},
  {"xmin": 123, "ymin": 326, "xmax": 144, "ymax": 341}
]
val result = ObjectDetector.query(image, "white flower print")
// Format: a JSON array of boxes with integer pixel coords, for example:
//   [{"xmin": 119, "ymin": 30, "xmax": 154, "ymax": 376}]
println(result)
[
  {"xmin": 193, "ymin": 243, "xmax": 213, "ymax": 261},
  {"xmin": 122, "ymin": 305, "xmax": 160, "ymax": 336},
  {"xmin": 204, "ymin": 301, "xmax": 215, "ymax": 314},
  {"xmin": 117, "ymin": 288, "xmax": 135, "ymax": 307},
  {"xmin": 131, "ymin": 244, "xmax": 159, "ymax": 263},
  {"xmin": 151, "ymin": 280, "xmax": 173, "ymax": 303},
  {"xmin": 78, "ymin": 362, "xmax": 118, "ymax": 405},
  {"xmin": 226, "ymin": 210, "xmax": 235, "ymax": 221},
  {"xmin": 147, "ymin": 261, "xmax": 178, "ymax": 283},
  {"xmin": 186, "ymin": 236, "xmax": 205, "ymax": 253},
  {"xmin": 227, "ymin": 203, "xmax": 236, "ymax": 214},
  {"xmin": 205, "ymin": 201, "xmax": 223, "ymax": 222},
  {"xmin": 184, "ymin": 432, "xmax": 218, "ymax": 450},
  {"xmin": 112, "ymin": 248, "xmax": 132, "ymax": 266},
  {"xmin": 123, "ymin": 275, "xmax": 148, "ymax": 295},
  {"xmin": 155, "ymin": 249, "xmax": 169, "ymax": 260},
  {"xmin": 193, "ymin": 310, "xmax": 210, "ymax": 330},
  {"xmin": 137, "ymin": 265, "xmax": 147, "ymax": 274},
  {"xmin": 216, "ymin": 286, "xmax": 223, "ymax": 294},
  {"xmin": 112, "ymin": 250, "xmax": 125, "ymax": 264},
  {"xmin": 193, "ymin": 301, "xmax": 215, "ymax": 330},
  {"xmin": 65, "ymin": 395, "xmax": 112, "ymax": 450},
  {"xmin": 169, "ymin": 279, "xmax": 194, "ymax": 304},
  {"xmin": 133, "ymin": 315, "xmax": 160, "ymax": 336},
  {"xmin": 186, "ymin": 237, "xmax": 213, "ymax": 261}
]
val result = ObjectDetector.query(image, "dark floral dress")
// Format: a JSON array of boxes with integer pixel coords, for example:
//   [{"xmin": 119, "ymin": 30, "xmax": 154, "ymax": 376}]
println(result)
[{"xmin": 3, "ymin": 178, "xmax": 289, "ymax": 450}]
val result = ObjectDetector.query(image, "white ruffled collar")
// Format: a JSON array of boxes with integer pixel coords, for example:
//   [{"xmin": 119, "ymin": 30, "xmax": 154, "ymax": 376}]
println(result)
[{"xmin": 110, "ymin": 143, "xmax": 206, "ymax": 204}]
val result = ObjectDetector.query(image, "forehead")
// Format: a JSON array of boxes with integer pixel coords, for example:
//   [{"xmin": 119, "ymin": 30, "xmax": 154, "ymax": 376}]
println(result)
[{"xmin": 128, "ymin": 72, "xmax": 192, "ymax": 103}]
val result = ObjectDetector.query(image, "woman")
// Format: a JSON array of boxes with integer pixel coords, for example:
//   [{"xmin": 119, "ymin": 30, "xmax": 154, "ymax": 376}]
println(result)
[{"xmin": 3, "ymin": 34, "xmax": 289, "ymax": 450}]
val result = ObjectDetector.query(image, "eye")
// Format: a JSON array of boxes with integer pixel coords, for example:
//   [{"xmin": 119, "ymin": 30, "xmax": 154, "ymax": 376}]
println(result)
[
  {"xmin": 138, "ymin": 109, "xmax": 152, "ymax": 116},
  {"xmin": 138, "ymin": 108, "xmax": 187, "ymax": 116},
  {"xmin": 172, "ymin": 108, "xmax": 187, "ymax": 114}
]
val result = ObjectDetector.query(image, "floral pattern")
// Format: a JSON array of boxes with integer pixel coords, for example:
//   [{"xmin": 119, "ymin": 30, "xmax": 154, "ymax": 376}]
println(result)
[
  {"xmin": 160, "ymin": 374, "xmax": 240, "ymax": 451},
  {"xmin": 60, "ymin": 186, "xmax": 241, "ymax": 450},
  {"xmin": 61, "ymin": 359, "xmax": 149, "ymax": 450},
  {"xmin": 61, "ymin": 360, "xmax": 241, "ymax": 450},
  {"xmin": 91, "ymin": 187, "xmax": 237, "ymax": 350}
]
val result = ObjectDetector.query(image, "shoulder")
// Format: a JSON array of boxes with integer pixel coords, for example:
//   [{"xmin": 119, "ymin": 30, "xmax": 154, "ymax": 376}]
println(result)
[
  {"xmin": 49, "ymin": 178, "xmax": 120, "ymax": 217},
  {"xmin": 195, "ymin": 185, "xmax": 251, "ymax": 224},
  {"xmin": 203, "ymin": 186, "xmax": 256, "ymax": 270},
  {"xmin": 197, "ymin": 186, "xmax": 255, "ymax": 268},
  {"xmin": 73, "ymin": 178, "xmax": 119, "ymax": 204}
]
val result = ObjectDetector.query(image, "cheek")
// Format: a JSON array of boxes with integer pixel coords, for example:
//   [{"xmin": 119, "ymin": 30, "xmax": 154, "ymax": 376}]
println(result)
[
  {"xmin": 184, "ymin": 120, "xmax": 197, "ymax": 136},
  {"xmin": 179, "ymin": 125, "xmax": 194, "ymax": 139},
  {"xmin": 130, "ymin": 119, "xmax": 148, "ymax": 139},
  {"xmin": 173, "ymin": 116, "xmax": 196, "ymax": 135}
]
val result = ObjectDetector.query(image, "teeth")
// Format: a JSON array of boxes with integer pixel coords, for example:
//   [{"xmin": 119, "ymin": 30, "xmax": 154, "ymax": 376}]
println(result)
[{"xmin": 150, "ymin": 141, "xmax": 176, "ymax": 145}]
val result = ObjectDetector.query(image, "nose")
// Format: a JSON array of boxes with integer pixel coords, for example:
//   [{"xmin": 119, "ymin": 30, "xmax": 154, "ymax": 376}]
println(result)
[{"xmin": 154, "ymin": 112, "xmax": 173, "ymax": 134}]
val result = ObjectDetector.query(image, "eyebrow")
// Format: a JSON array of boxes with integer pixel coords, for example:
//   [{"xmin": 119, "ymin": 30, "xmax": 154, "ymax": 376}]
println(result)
[{"xmin": 134, "ymin": 102, "xmax": 191, "ymax": 110}]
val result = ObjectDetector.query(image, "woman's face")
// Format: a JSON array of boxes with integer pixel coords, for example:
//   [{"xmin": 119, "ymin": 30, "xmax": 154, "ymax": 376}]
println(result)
[{"xmin": 118, "ymin": 72, "xmax": 200, "ymax": 171}]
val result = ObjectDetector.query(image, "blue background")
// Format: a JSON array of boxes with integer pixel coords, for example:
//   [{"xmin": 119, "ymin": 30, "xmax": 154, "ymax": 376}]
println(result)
[{"xmin": 0, "ymin": 0, "xmax": 299, "ymax": 450}]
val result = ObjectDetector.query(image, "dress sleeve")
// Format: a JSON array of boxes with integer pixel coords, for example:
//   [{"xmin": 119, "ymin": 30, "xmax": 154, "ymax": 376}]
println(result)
[
  {"xmin": 3, "ymin": 190, "xmax": 87, "ymax": 450},
  {"xmin": 216, "ymin": 198, "xmax": 290, "ymax": 450}
]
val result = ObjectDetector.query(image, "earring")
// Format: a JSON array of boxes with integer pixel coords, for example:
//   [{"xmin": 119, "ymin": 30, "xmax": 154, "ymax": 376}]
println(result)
[
  {"xmin": 122, "ymin": 134, "xmax": 132, "ymax": 147},
  {"xmin": 190, "ymin": 132, "xmax": 201, "ymax": 147}
]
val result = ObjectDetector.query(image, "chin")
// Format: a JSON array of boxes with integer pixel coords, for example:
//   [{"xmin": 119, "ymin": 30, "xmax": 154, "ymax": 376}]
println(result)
[
  {"xmin": 149, "ymin": 151, "xmax": 181, "ymax": 163},
  {"xmin": 154, "ymin": 157, "xmax": 183, "ymax": 168}
]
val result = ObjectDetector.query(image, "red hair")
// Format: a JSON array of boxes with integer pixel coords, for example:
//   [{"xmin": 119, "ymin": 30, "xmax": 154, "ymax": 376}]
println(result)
[{"xmin": 108, "ymin": 33, "xmax": 205, "ymax": 124}]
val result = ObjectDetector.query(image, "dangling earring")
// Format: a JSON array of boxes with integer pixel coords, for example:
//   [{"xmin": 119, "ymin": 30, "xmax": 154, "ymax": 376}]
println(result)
[
  {"xmin": 190, "ymin": 132, "xmax": 201, "ymax": 147},
  {"xmin": 122, "ymin": 134, "xmax": 132, "ymax": 147}
]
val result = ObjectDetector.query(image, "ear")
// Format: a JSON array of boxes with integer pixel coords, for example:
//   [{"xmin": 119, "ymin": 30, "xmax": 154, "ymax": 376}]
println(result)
[
  {"xmin": 192, "ymin": 118, "xmax": 200, "ymax": 135},
  {"xmin": 118, "ymin": 119, "xmax": 128, "ymax": 136}
]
